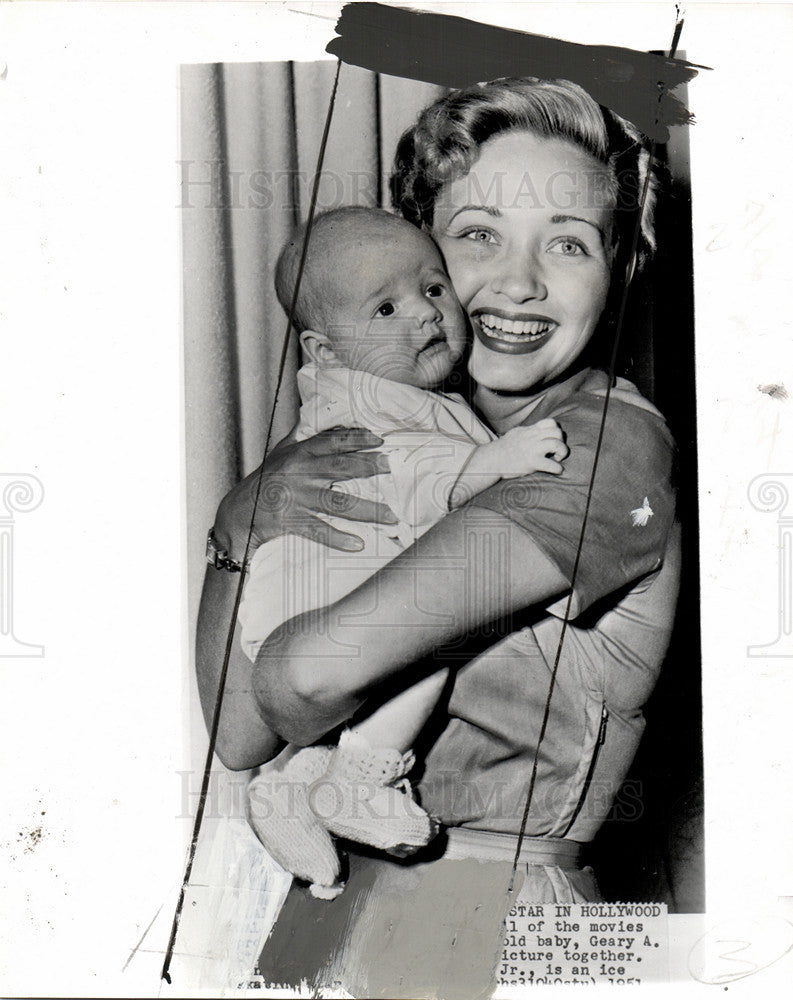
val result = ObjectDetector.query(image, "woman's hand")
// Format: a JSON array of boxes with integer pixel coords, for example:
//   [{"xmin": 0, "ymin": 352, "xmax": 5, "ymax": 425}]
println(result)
[{"xmin": 213, "ymin": 427, "xmax": 398, "ymax": 562}]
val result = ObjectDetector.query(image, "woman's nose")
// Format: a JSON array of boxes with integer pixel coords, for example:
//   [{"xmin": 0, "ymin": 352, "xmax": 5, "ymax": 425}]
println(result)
[{"xmin": 490, "ymin": 254, "xmax": 547, "ymax": 303}]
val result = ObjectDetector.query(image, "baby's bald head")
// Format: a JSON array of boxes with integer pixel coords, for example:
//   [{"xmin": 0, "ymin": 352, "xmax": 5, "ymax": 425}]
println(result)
[
  {"xmin": 275, "ymin": 206, "xmax": 468, "ymax": 389},
  {"xmin": 274, "ymin": 206, "xmax": 434, "ymax": 334}
]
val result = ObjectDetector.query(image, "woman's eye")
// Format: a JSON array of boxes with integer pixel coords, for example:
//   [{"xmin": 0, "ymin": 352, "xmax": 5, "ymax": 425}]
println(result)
[
  {"xmin": 549, "ymin": 238, "xmax": 587, "ymax": 257},
  {"xmin": 463, "ymin": 229, "xmax": 495, "ymax": 245},
  {"xmin": 376, "ymin": 302, "xmax": 395, "ymax": 317},
  {"xmin": 426, "ymin": 284, "xmax": 444, "ymax": 298}
]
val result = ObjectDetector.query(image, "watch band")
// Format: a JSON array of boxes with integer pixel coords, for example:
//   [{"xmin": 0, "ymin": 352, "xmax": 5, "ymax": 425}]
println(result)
[{"xmin": 206, "ymin": 528, "xmax": 245, "ymax": 573}]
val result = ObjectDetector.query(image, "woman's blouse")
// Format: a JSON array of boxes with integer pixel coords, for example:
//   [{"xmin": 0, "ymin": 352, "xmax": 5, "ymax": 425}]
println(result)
[{"xmin": 416, "ymin": 367, "xmax": 680, "ymax": 841}]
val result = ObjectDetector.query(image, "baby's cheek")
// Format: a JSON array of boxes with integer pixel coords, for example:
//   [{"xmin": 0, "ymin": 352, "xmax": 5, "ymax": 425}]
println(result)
[{"xmin": 375, "ymin": 351, "xmax": 417, "ymax": 384}]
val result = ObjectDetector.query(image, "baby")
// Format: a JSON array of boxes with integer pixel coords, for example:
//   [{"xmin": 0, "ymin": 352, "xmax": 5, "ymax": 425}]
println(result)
[{"xmin": 242, "ymin": 207, "xmax": 568, "ymax": 896}]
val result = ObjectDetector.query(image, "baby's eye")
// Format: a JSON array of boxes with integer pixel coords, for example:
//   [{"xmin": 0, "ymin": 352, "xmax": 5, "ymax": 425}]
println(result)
[
  {"xmin": 548, "ymin": 238, "xmax": 588, "ymax": 257},
  {"xmin": 426, "ymin": 283, "xmax": 444, "ymax": 298},
  {"xmin": 376, "ymin": 302, "xmax": 395, "ymax": 317}
]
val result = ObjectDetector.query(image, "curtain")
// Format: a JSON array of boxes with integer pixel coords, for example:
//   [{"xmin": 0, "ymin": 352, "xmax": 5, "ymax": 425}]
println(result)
[{"xmin": 181, "ymin": 61, "xmax": 445, "ymax": 746}]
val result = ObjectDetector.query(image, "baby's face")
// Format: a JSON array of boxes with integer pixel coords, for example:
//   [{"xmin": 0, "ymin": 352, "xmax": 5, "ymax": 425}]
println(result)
[{"xmin": 323, "ymin": 227, "xmax": 468, "ymax": 389}]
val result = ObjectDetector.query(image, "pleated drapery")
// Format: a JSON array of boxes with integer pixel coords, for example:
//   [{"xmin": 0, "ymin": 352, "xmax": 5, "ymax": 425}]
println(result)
[{"xmin": 181, "ymin": 61, "xmax": 445, "ymax": 736}]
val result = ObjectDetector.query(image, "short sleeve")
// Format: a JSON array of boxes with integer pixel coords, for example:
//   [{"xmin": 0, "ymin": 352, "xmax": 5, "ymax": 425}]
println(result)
[{"xmin": 467, "ymin": 392, "xmax": 676, "ymax": 617}]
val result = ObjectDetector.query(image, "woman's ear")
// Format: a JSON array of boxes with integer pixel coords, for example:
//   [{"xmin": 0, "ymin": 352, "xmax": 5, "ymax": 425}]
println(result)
[{"xmin": 299, "ymin": 329, "xmax": 341, "ymax": 368}]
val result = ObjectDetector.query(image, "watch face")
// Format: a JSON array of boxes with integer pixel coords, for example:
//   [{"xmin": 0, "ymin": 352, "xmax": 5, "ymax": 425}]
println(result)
[
  {"xmin": 206, "ymin": 530, "xmax": 241, "ymax": 571},
  {"xmin": 206, "ymin": 531, "xmax": 221, "ymax": 566}
]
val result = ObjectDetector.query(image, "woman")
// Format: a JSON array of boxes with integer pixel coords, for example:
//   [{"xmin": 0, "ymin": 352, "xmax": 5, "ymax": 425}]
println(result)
[{"xmin": 196, "ymin": 78, "xmax": 682, "ymax": 994}]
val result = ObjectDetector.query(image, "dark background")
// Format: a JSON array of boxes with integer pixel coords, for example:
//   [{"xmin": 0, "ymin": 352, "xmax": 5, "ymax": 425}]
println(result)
[{"xmin": 586, "ymin": 116, "xmax": 703, "ymax": 912}]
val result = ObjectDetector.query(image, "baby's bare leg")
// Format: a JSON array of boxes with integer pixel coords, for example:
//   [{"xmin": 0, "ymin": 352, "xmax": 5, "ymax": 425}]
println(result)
[{"xmin": 347, "ymin": 668, "xmax": 450, "ymax": 752}]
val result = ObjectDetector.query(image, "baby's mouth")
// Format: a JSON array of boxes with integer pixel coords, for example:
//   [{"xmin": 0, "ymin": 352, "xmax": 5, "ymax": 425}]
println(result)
[
  {"xmin": 472, "ymin": 311, "xmax": 557, "ymax": 354},
  {"xmin": 417, "ymin": 332, "xmax": 447, "ymax": 355}
]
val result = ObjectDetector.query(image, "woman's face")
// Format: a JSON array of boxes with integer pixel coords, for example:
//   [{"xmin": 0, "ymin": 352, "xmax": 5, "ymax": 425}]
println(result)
[{"xmin": 431, "ymin": 130, "xmax": 616, "ymax": 393}]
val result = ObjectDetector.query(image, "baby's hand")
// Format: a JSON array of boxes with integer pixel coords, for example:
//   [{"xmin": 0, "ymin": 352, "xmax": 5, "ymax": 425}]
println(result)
[
  {"xmin": 488, "ymin": 418, "xmax": 569, "ymax": 478},
  {"xmin": 448, "ymin": 419, "xmax": 569, "ymax": 508}
]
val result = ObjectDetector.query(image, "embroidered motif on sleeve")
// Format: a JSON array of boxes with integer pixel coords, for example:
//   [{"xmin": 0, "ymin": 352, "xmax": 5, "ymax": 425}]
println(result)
[{"xmin": 630, "ymin": 496, "xmax": 654, "ymax": 527}]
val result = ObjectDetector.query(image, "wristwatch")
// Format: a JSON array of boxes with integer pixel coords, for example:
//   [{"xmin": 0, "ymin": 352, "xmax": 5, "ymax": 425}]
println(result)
[{"xmin": 206, "ymin": 528, "xmax": 245, "ymax": 573}]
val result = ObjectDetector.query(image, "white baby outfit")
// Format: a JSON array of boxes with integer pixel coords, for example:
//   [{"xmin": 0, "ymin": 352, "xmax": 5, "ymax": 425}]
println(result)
[{"xmin": 238, "ymin": 362, "xmax": 495, "ymax": 660}]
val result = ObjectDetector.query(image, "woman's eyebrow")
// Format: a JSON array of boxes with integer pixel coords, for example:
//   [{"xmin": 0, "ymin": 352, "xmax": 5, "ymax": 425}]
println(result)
[
  {"xmin": 447, "ymin": 204, "xmax": 502, "ymax": 224},
  {"xmin": 550, "ymin": 213, "xmax": 605, "ymax": 244}
]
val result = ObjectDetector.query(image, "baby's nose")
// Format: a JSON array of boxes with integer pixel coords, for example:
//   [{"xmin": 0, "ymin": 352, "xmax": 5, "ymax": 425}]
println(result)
[{"xmin": 415, "ymin": 296, "xmax": 443, "ymax": 325}]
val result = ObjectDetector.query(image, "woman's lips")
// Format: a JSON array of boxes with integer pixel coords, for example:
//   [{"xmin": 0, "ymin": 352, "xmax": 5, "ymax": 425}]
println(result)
[{"xmin": 471, "ymin": 311, "xmax": 557, "ymax": 354}]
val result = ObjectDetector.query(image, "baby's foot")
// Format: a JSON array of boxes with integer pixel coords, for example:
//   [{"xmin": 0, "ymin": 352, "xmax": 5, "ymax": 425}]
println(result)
[
  {"xmin": 247, "ymin": 747, "xmax": 344, "ymax": 898},
  {"xmin": 308, "ymin": 731, "xmax": 439, "ymax": 854}
]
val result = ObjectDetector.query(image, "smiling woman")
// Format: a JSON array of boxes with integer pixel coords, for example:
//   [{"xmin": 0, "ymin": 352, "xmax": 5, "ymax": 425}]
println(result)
[
  {"xmin": 433, "ymin": 131, "xmax": 614, "ymax": 391},
  {"xmin": 189, "ymin": 69, "xmax": 700, "ymax": 996}
]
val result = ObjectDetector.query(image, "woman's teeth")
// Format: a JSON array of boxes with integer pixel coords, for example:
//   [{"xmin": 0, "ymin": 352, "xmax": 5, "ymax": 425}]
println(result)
[{"xmin": 477, "ymin": 313, "xmax": 554, "ymax": 342}]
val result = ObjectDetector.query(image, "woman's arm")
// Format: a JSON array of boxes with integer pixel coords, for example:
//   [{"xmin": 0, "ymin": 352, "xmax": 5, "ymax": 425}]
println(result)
[
  {"xmin": 197, "ymin": 567, "xmax": 281, "ymax": 770},
  {"xmin": 254, "ymin": 507, "xmax": 569, "ymax": 746},
  {"xmin": 196, "ymin": 428, "xmax": 397, "ymax": 770}
]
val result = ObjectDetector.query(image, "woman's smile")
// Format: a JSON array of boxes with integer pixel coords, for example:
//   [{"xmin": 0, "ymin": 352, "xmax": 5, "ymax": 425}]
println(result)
[
  {"xmin": 471, "ymin": 308, "xmax": 557, "ymax": 353},
  {"xmin": 432, "ymin": 130, "xmax": 616, "ymax": 392}
]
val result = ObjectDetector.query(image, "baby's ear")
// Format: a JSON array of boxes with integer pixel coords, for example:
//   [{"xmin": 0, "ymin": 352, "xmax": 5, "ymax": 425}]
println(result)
[{"xmin": 299, "ymin": 329, "xmax": 340, "ymax": 368}]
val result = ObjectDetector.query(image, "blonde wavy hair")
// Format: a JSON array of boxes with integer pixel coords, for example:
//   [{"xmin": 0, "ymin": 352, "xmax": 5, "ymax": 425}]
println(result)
[{"xmin": 390, "ymin": 77, "xmax": 658, "ymax": 273}]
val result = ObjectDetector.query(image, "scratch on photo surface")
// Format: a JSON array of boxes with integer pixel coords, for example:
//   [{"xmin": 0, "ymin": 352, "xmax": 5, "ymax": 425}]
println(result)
[
  {"xmin": 121, "ymin": 900, "xmax": 165, "ymax": 973},
  {"xmin": 287, "ymin": 6, "xmax": 337, "ymax": 21}
]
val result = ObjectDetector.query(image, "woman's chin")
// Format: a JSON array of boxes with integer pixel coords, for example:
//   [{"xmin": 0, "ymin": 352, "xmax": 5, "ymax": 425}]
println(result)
[
  {"xmin": 468, "ymin": 332, "xmax": 594, "ymax": 394},
  {"xmin": 468, "ymin": 349, "xmax": 551, "ymax": 394}
]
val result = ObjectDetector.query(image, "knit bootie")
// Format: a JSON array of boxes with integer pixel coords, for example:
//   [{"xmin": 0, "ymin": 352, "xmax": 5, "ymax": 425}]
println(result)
[
  {"xmin": 308, "ymin": 730, "xmax": 439, "ymax": 854},
  {"xmin": 247, "ymin": 746, "xmax": 344, "ymax": 898}
]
